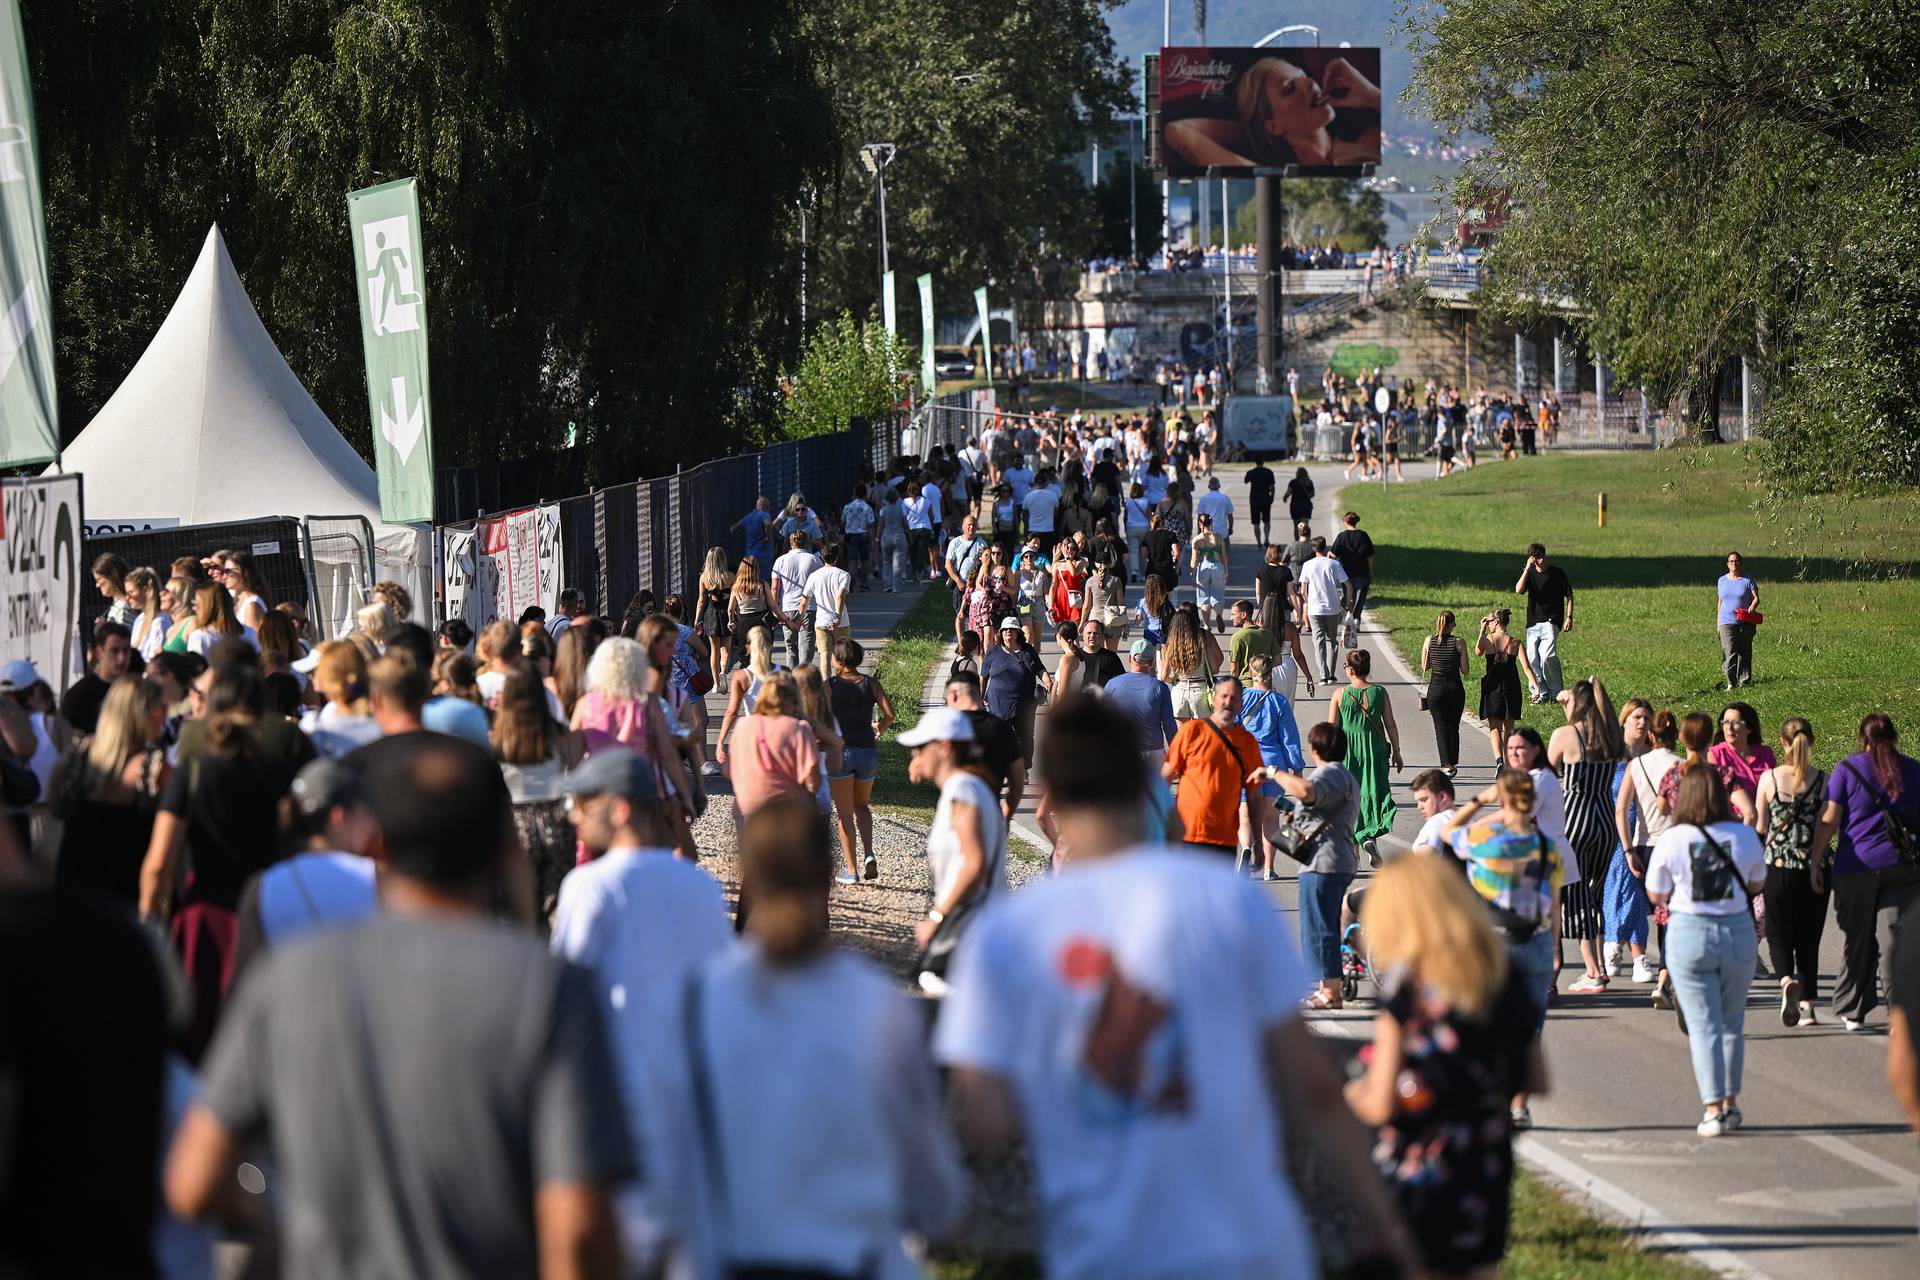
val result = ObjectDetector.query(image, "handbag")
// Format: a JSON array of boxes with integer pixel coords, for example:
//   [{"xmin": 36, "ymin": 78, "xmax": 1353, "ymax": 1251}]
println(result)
[
  {"xmin": 1838, "ymin": 760, "xmax": 1920, "ymax": 867},
  {"xmin": 1269, "ymin": 806, "xmax": 1330, "ymax": 866}
]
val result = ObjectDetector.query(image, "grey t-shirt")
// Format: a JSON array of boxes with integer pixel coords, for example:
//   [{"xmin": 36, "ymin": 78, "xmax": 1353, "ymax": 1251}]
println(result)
[
  {"xmin": 202, "ymin": 913, "xmax": 635, "ymax": 1278},
  {"xmin": 1304, "ymin": 763, "xmax": 1360, "ymax": 875}
]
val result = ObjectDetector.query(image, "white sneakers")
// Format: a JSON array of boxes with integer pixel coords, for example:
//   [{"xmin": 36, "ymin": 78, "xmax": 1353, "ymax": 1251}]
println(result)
[
  {"xmin": 1631, "ymin": 956, "xmax": 1657, "ymax": 984},
  {"xmin": 1568, "ymin": 974, "xmax": 1608, "ymax": 994},
  {"xmin": 1697, "ymin": 1111, "xmax": 1726, "ymax": 1137}
]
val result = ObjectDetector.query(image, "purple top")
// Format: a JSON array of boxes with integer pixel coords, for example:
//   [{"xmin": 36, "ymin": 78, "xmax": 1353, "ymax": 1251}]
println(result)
[{"xmin": 1825, "ymin": 750, "xmax": 1920, "ymax": 875}]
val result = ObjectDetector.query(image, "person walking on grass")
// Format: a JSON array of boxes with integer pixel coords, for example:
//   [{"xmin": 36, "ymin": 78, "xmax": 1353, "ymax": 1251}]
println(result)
[
  {"xmin": 1753, "ymin": 717, "xmax": 1828, "ymax": 1027},
  {"xmin": 1514, "ymin": 542, "xmax": 1573, "ymax": 704},
  {"xmin": 1329, "ymin": 649, "xmax": 1401, "ymax": 868},
  {"xmin": 1716, "ymin": 551, "xmax": 1759, "ymax": 690},
  {"xmin": 1648, "ymin": 768, "xmax": 1766, "ymax": 1137}
]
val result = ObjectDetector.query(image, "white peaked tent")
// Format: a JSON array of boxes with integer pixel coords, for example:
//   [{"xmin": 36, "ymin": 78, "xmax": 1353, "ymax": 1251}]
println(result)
[{"xmin": 53, "ymin": 225, "xmax": 431, "ymax": 631}]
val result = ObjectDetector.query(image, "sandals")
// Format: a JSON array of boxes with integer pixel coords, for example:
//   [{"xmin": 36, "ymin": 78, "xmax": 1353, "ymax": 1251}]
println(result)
[{"xmin": 1303, "ymin": 989, "xmax": 1343, "ymax": 1011}]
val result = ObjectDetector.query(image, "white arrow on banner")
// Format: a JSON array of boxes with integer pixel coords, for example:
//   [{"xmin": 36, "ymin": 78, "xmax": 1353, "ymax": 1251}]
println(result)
[
  {"xmin": 0, "ymin": 284, "xmax": 38, "ymax": 385},
  {"xmin": 379, "ymin": 375, "xmax": 425, "ymax": 464}
]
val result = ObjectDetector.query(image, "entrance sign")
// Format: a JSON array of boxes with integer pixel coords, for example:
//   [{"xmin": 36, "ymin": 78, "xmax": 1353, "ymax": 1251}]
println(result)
[
  {"xmin": 441, "ymin": 504, "xmax": 562, "ymax": 630},
  {"xmin": 348, "ymin": 179, "xmax": 436, "ymax": 523},
  {"xmin": 2, "ymin": 474, "xmax": 84, "ymax": 694},
  {"xmin": 0, "ymin": 0, "xmax": 59, "ymax": 467}
]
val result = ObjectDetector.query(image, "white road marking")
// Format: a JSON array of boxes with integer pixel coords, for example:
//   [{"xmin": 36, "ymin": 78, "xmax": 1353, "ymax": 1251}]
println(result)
[
  {"xmin": 1798, "ymin": 1133, "xmax": 1920, "ymax": 1190},
  {"xmin": 1516, "ymin": 1136, "xmax": 1779, "ymax": 1280},
  {"xmin": 1720, "ymin": 1184, "xmax": 1916, "ymax": 1218}
]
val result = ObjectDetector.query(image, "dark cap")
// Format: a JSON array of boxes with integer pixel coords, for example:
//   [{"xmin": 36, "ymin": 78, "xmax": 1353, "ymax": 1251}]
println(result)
[
  {"xmin": 564, "ymin": 749, "xmax": 658, "ymax": 805},
  {"xmin": 289, "ymin": 758, "xmax": 363, "ymax": 821}
]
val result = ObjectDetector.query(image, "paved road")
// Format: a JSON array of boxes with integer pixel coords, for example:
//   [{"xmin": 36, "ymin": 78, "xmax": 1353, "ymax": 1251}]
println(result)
[{"xmin": 979, "ymin": 454, "xmax": 1918, "ymax": 1277}]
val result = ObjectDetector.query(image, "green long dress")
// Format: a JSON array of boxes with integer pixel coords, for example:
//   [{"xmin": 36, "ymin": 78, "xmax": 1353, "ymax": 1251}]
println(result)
[{"xmin": 1338, "ymin": 682, "xmax": 1397, "ymax": 842}]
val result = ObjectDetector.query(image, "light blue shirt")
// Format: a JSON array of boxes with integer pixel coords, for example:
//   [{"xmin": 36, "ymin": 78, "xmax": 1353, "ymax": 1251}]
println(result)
[
  {"xmin": 1716, "ymin": 574, "xmax": 1756, "ymax": 626},
  {"xmin": 1238, "ymin": 688, "xmax": 1305, "ymax": 773}
]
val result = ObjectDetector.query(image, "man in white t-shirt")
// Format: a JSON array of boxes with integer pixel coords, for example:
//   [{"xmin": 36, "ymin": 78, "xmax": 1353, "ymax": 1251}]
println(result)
[
  {"xmin": 1021, "ymin": 476, "xmax": 1060, "ymax": 555},
  {"xmin": 1408, "ymin": 769, "xmax": 1460, "ymax": 857},
  {"xmin": 902, "ymin": 483, "xmax": 936, "ymax": 582},
  {"xmin": 1002, "ymin": 455, "xmax": 1035, "ymax": 505},
  {"xmin": 801, "ymin": 544, "xmax": 854, "ymax": 676},
  {"xmin": 934, "ymin": 697, "xmax": 1417, "ymax": 1280},
  {"xmin": 840, "ymin": 486, "xmax": 875, "ymax": 586},
  {"xmin": 550, "ymin": 750, "xmax": 732, "ymax": 1278},
  {"xmin": 1195, "ymin": 475, "xmax": 1235, "ymax": 557},
  {"xmin": 771, "ymin": 531, "xmax": 824, "ymax": 670},
  {"xmin": 1296, "ymin": 538, "xmax": 1351, "ymax": 684}
]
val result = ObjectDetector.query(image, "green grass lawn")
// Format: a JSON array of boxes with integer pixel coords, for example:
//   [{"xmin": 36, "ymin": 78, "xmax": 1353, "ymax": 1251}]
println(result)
[
  {"xmin": 1346, "ymin": 446, "xmax": 1920, "ymax": 764},
  {"xmin": 930, "ymin": 1169, "xmax": 1711, "ymax": 1278},
  {"xmin": 870, "ymin": 584, "xmax": 955, "ymax": 818}
]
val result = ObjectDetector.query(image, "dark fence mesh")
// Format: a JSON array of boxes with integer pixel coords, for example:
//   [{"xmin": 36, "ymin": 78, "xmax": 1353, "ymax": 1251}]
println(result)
[{"xmin": 84, "ymin": 517, "xmax": 310, "ymax": 632}]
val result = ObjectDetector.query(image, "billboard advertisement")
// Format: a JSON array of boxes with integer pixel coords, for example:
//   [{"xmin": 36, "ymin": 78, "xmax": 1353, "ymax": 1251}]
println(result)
[
  {"xmin": 1223, "ymin": 395, "xmax": 1295, "ymax": 458},
  {"xmin": 1158, "ymin": 47, "xmax": 1382, "ymax": 178}
]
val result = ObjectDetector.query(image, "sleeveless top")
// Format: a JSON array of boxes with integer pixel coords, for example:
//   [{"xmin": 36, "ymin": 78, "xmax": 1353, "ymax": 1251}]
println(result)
[
  {"xmin": 828, "ymin": 674, "xmax": 878, "ymax": 749},
  {"xmin": 1763, "ymin": 767, "xmax": 1826, "ymax": 870},
  {"xmin": 163, "ymin": 618, "xmax": 192, "ymax": 653},
  {"xmin": 1426, "ymin": 636, "xmax": 1463, "ymax": 682}
]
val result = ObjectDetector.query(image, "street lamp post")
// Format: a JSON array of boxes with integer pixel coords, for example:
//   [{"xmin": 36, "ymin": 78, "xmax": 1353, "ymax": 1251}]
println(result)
[{"xmin": 860, "ymin": 143, "xmax": 898, "ymax": 314}]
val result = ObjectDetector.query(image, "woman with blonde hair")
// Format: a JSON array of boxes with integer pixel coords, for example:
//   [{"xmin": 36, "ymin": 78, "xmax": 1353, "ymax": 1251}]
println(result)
[
  {"xmin": 298, "ymin": 642, "xmax": 382, "ymax": 757},
  {"xmin": 350, "ymin": 601, "xmax": 396, "ymax": 664},
  {"xmin": 159, "ymin": 576, "xmax": 197, "ymax": 654},
  {"xmin": 125, "ymin": 566, "xmax": 172, "ymax": 660},
  {"xmin": 1753, "ymin": 717, "xmax": 1827, "ymax": 1025},
  {"xmin": 1348, "ymin": 855, "xmax": 1548, "ymax": 1279},
  {"xmin": 726, "ymin": 672, "xmax": 821, "ymax": 820},
  {"xmin": 635, "ymin": 613, "xmax": 708, "ymax": 788},
  {"xmin": 49, "ymin": 677, "xmax": 171, "ymax": 908},
  {"xmin": 714, "ymin": 625, "xmax": 784, "ymax": 767},
  {"xmin": 695, "ymin": 545, "xmax": 735, "ymax": 688},
  {"xmin": 186, "ymin": 582, "xmax": 252, "ymax": 658},
  {"xmin": 1420, "ymin": 609, "xmax": 1470, "ymax": 776},
  {"xmin": 726, "ymin": 557, "xmax": 781, "ymax": 671},
  {"xmin": 1158, "ymin": 607, "xmax": 1219, "ymax": 721}
]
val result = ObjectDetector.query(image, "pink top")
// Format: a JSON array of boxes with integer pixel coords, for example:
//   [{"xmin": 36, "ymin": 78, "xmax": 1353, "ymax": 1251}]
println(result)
[
  {"xmin": 1708, "ymin": 740, "xmax": 1777, "ymax": 800},
  {"xmin": 727, "ymin": 714, "xmax": 820, "ymax": 815},
  {"xmin": 573, "ymin": 690, "xmax": 651, "ymax": 759}
]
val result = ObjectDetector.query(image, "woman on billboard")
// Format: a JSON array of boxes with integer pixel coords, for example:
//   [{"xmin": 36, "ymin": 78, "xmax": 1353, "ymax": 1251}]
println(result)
[{"xmin": 1165, "ymin": 54, "xmax": 1381, "ymax": 171}]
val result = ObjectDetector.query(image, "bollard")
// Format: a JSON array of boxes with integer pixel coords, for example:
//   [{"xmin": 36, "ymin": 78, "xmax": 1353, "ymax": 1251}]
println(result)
[{"xmin": 1598, "ymin": 491, "xmax": 1607, "ymax": 527}]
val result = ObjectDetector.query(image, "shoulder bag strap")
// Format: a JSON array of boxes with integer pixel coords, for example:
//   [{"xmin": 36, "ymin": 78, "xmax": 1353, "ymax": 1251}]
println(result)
[
  {"xmin": 1200, "ymin": 720, "xmax": 1249, "ymax": 782},
  {"xmin": 1693, "ymin": 824, "xmax": 1751, "ymax": 906},
  {"xmin": 1838, "ymin": 759, "xmax": 1918, "ymax": 857}
]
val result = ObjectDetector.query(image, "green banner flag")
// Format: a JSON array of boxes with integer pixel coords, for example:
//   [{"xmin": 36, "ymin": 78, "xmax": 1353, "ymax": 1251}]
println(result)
[
  {"xmin": 348, "ymin": 178, "xmax": 435, "ymax": 523},
  {"xmin": 0, "ymin": 0, "xmax": 59, "ymax": 467},
  {"xmin": 973, "ymin": 286, "xmax": 993, "ymax": 386},
  {"xmin": 881, "ymin": 269, "xmax": 896, "ymax": 341},
  {"xmin": 916, "ymin": 272, "xmax": 935, "ymax": 395}
]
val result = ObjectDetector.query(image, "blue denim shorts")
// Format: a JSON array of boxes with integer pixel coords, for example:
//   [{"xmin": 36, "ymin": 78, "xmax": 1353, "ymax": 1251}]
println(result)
[{"xmin": 832, "ymin": 746, "xmax": 879, "ymax": 782}]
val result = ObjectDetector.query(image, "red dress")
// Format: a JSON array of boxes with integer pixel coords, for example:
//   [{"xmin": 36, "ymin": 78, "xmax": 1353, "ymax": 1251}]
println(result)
[{"xmin": 1050, "ymin": 563, "xmax": 1086, "ymax": 624}]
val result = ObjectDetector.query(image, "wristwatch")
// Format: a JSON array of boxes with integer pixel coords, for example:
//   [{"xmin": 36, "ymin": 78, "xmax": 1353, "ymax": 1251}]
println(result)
[{"xmin": 927, "ymin": 908, "xmax": 946, "ymax": 925}]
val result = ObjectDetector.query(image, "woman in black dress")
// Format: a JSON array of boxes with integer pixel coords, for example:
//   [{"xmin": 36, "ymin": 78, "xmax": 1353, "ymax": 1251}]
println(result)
[
  {"xmin": 1421, "ymin": 611, "xmax": 1470, "ymax": 777},
  {"xmin": 1285, "ymin": 466, "xmax": 1315, "ymax": 529},
  {"xmin": 1348, "ymin": 856, "xmax": 1546, "ymax": 1278},
  {"xmin": 1476, "ymin": 608, "xmax": 1531, "ymax": 761}
]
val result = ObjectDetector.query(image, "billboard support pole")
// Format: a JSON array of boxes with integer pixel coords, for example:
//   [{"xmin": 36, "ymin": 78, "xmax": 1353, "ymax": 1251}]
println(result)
[{"xmin": 1255, "ymin": 175, "xmax": 1282, "ymax": 398}]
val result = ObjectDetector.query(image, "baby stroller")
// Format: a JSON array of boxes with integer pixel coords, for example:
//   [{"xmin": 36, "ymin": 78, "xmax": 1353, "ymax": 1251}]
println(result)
[{"xmin": 1339, "ymin": 922, "xmax": 1372, "ymax": 1004}]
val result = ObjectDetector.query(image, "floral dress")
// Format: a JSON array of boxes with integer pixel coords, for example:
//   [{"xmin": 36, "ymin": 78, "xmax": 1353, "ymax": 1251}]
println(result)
[{"xmin": 1369, "ymin": 968, "xmax": 1537, "ymax": 1273}]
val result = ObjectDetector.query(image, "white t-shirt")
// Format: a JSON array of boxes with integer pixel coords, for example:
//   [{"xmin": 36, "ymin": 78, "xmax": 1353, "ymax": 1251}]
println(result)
[
  {"xmin": 772, "ymin": 548, "xmax": 824, "ymax": 612},
  {"xmin": 928, "ymin": 772, "xmax": 1007, "ymax": 909},
  {"xmin": 299, "ymin": 703, "xmax": 385, "ymax": 758},
  {"xmin": 1647, "ymin": 821, "xmax": 1764, "ymax": 917},
  {"xmin": 253, "ymin": 851, "xmax": 379, "ymax": 945},
  {"xmin": 475, "ymin": 669, "xmax": 566, "ymax": 721},
  {"xmin": 802, "ymin": 564, "xmax": 853, "ymax": 629},
  {"xmin": 934, "ymin": 847, "xmax": 1316, "ymax": 1280},
  {"xmin": 1412, "ymin": 807, "xmax": 1459, "ymax": 857},
  {"xmin": 840, "ymin": 499, "xmax": 874, "ymax": 535},
  {"xmin": 685, "ymin": 945, "xmax": 964, "ymax": 1279},
  {"xmin": 1195, "ymin": 489, "xmax": 1233, "ymax": 527},
  {"xmin": 1022, "ymin": 487, "xmax": 1060, "ymax": 533},
  {"xmin": 1003, "ymin": 466, "xmax": 1034, "ymax": 503},
  {"xmin": 188, "ymin": 624, "xmax": 259, "ymax": 658},
  {"xmin": 1530, "ymin": 766, "xmax": 1568, "ymax": 866},
  {"xmin": 1297, "ymin": 557, "xmax": 1349, "ymax": 616},
  {"xmin": 550, "ymin": 847, "xmax": 733, "ymax": 1264},
  {"xmin": 959, "ymin": 445, "xmax": 986, "ymax": 478},
  {"xmin": 902, "ymin": 494, "xmax": 934, "ymax": 531}
]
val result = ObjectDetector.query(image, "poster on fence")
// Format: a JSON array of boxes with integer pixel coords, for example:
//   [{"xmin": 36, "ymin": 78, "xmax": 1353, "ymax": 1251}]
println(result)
[
  {"xmin": 1, "ymin": 474, "xmax": 85, "ymax": 695},
  {"xmin": 442, "ymin": 503, "xmax": 562, "ymax": 629}
]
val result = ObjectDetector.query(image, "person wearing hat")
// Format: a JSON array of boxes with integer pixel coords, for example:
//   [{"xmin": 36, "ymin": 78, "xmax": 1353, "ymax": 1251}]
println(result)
[
  {"xmin": 230, "ymin": 758, "xmax": 380, "ymax": 984},
  {"xmin": 549, "ymin": 749, "xmax": 731, "ymax": 1277},
  {"xmin": 981, "ymin": 615, "xmax": 1051, "ymax": 771},
  {"xmin": 900, "ymin": 707, "xmax": 1006, "ymax": 995},
  {"xmin": 1101, "ymin": 639, "xmax": 1178, "ymax": 776}
]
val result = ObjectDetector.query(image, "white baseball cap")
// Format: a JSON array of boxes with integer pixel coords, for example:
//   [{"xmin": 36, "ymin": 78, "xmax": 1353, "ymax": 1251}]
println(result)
[
  {"xmin": 897, "ymin": 706, "xmax": 977, "ymax": 748},
  {"xmin": 0, "ymin": 659, "xmax": 42, "ymax": 692}
]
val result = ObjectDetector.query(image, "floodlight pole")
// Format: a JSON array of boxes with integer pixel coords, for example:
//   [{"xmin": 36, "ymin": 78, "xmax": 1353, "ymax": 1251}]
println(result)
[{"xmin": 861, "ymin": 143, "xmax": 898, "ymax": 318}]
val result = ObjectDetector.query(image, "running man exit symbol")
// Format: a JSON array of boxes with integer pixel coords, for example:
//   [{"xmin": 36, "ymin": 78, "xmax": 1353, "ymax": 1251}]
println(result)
[
  {"xmin": 0, "ymin": 69, "xmax": 25, "ymax": 184},
  {"xmin": 380, "ymin": 377, "xmax": 425, "ymax": 463},
  {"xmin": 362, "ymin": 215, "xmax": 422, "ymax": 334}
]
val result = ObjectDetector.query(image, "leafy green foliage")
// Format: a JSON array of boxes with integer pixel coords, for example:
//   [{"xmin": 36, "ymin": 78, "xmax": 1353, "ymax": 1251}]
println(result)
[
  {"xmin": 27, "ymin": 0, "xmax": 835, "ymax": 482},
  {"xmin": 1402, "ymin": 0, "xmax": 1920, "ymax": 488},
  {"xmin": 1229, "ymin": 178, "xmax": 1387, "ymax": 251},
  {"xmin": 779, "ymin": 314, "xmax": 912, "ymax": 440},
  {"xmin": 1093, "ymin": 158, "xmax": 1161, "ymax": 261}
]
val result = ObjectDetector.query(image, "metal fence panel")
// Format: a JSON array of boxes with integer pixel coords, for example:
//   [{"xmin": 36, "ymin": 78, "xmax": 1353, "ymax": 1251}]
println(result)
[
  {"xmin": 303, "ymin": 515, "xmax": 378, "ymax": 639},
  {"xmin": 84, "ymin": 516, "xmax": 309, "ymax": 632}
]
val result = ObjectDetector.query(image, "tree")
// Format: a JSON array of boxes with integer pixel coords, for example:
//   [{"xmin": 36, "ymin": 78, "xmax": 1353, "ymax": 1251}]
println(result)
[
  {"xmin": 1093, "ymin": 159, "xmax": 1161, "ymax": 261},
  {"xmin": 26, "ymin": 0, "xmax": 836, "ymax": 484},
  {"xmin": 779, "ymin": 313, "xmax": 913, "ymax": 440},
  {"xmin": 796, "ymin": 0, "xmax": 1132, "ymax": 322},
  {"xmin": 1406, "ymin": 0, "xmax": 1920, "ymax": 485},
  {"xmin": 1229, "ymin": 178, "xmax": 1386, "ymax": 251}
]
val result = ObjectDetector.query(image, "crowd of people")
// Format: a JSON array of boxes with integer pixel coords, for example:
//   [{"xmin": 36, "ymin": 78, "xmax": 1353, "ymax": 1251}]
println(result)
[{"xmin": 4, "ymin": 395, "xmax": 1918, "ymax": 1280}]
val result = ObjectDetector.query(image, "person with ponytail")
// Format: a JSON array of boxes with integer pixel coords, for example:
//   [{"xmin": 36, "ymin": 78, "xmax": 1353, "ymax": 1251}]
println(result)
[
  {"xmin": 1445, "ymin": 767, "xmax": 1566, "ymax": 1130},
  {"xmin": 1753, "ymin": 718, "xmax": 1828, "ymax": 1026},
  {"xmin": 1810, "ymin": 714, "xmax": 1920, "ymax": 1032},
  {"xmin": 679, "ymin": 795, "xmax": 963, "ymax": 1277}
]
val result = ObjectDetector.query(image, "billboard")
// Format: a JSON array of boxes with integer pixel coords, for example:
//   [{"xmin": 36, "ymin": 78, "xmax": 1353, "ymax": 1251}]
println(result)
[
  {"xmin": 1223, "ymin": 395, "xmax": 1295, "ymax": 458},
  {"xmin": 1158, "ymin": 47, "xmax": 1382, "ymax": 178},
  {"xmin": 2, "ymin": 473, "xmax": 85, "ymax": 695}
]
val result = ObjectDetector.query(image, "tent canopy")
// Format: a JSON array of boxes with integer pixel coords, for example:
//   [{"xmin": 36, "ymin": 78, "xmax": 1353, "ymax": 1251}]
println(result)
[{"xmin": 54, "ymin": 225, "xmax": 430, "ymax": 625}]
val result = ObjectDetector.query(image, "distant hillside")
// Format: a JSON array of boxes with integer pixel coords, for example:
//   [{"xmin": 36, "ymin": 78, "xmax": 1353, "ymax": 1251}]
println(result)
[{"xmin": 1105, "ymin": 0, "xmax": 1428, "ymax": 140}]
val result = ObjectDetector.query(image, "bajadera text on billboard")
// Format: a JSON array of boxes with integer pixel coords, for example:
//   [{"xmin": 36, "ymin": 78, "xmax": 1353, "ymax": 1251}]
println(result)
[
  {"xmin": 440, "ymin": 504, "xmax": 561, "ymax": 630},
  {"xmin": 2, "ymin": 474, "xmax": 84, "ymax": 694},
  {"xmin": 1157, "ymin": 47, "xmax": 1383, "ymax": 179}
]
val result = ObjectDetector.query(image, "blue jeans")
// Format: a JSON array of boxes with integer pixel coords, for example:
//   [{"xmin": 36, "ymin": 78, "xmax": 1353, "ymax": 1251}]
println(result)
[
  {"xmin": 1506, "ymin": 928, "xmax": 1557, "ymax": 1037},
  {"xmin": 1667, "ymin": 912, "xmax": 1758, "ymax": 1104},
  {"xmin": 1525, "ymin": 621, "xmax": 1563, "ymax": 700},
  {"xmin": 1298, "ymin": 870, "xmax": 1353, "ymax": 981}
]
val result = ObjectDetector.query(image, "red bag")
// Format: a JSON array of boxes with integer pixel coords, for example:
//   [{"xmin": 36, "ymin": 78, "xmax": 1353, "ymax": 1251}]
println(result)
[{"xmin": 1734, "ymin": 607, "xmax": 1763, "ymax": 626}]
